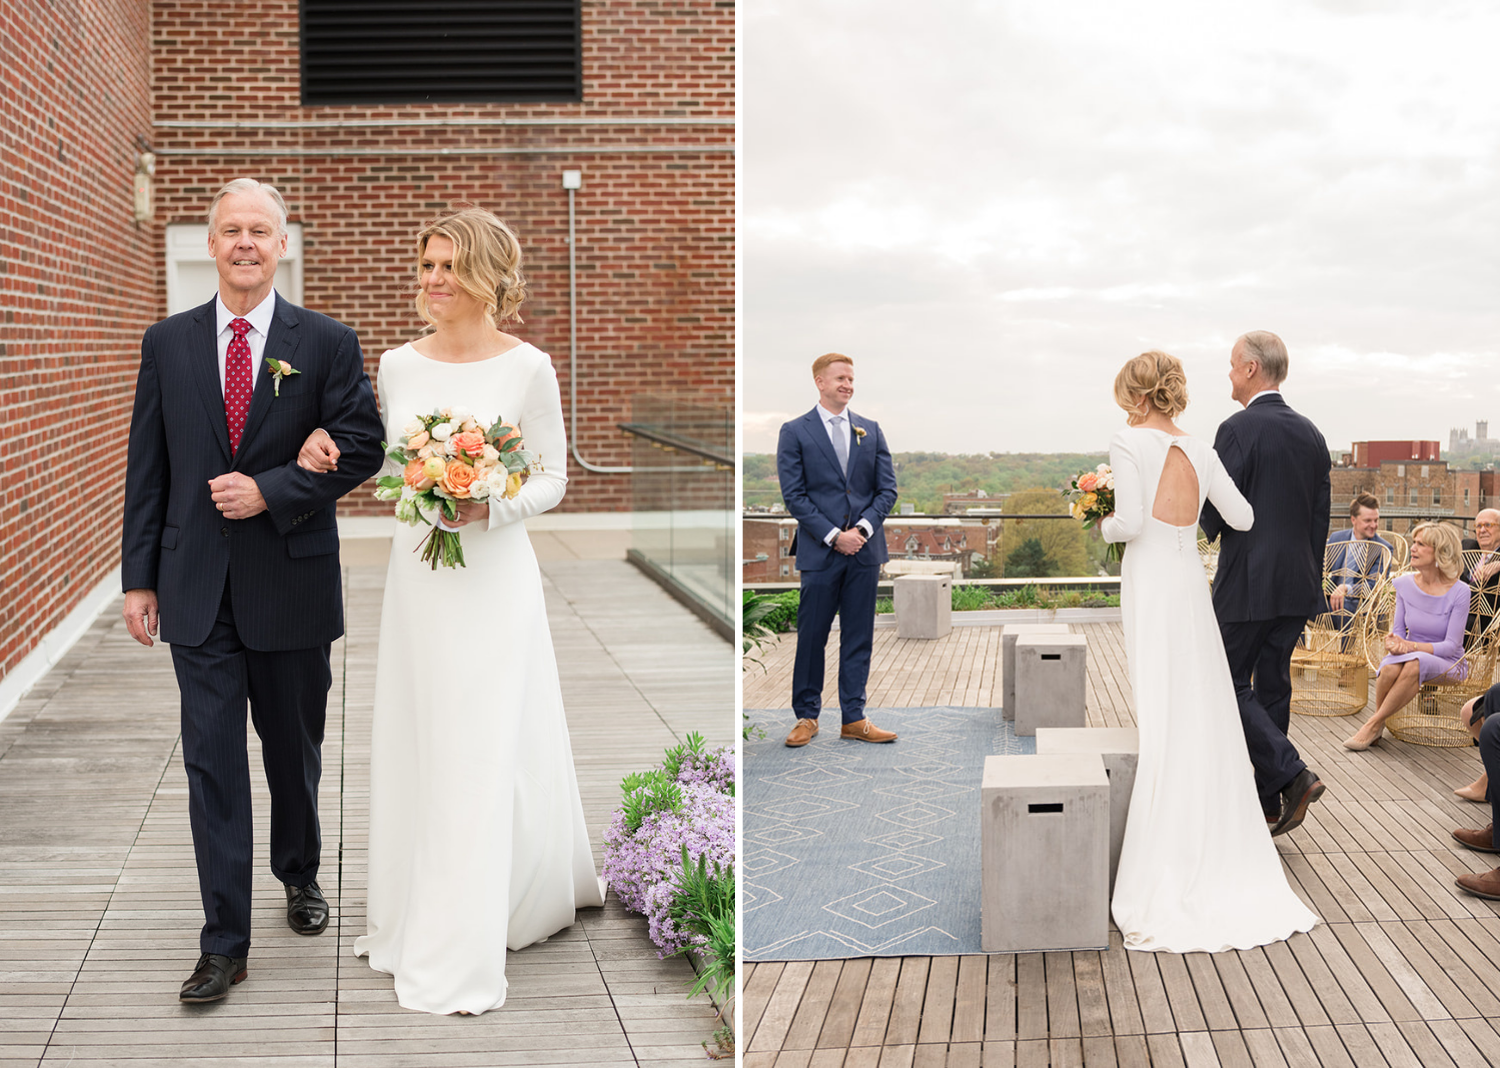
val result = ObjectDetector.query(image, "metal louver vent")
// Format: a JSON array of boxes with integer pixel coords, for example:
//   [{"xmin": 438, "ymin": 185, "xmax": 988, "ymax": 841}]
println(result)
[{"xmin": 300, "ymin": 0, "xmax": 583, "ymax": 105}]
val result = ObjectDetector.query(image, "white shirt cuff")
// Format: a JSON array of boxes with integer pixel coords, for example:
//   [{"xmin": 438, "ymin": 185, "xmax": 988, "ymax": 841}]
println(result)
[
  {"xmin": 856, "ymin": 519, "xmax": 873, "ymax": 538},
  {"xmin": 824, "ymin": 526, "xmax": 840, "ymax": 546}
]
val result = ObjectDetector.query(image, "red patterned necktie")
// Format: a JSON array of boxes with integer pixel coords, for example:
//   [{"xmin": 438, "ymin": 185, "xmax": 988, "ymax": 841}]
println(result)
[{"xmin": 225, "ymin": 317, "xmax": 253, "ymax": 455}]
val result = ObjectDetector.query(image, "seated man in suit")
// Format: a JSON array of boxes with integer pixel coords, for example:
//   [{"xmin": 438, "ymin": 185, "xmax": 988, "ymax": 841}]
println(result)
[{"xmin": 1325, "ymin": 493, "xmax": 1393, "ymax": 632}]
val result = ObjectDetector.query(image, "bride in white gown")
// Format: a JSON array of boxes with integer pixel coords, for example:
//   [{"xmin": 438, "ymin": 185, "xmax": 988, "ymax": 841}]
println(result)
[
  {"xmin": 308, "ymin": 209, "xmax": 603, "ymax": 1013},
  {"xmin": 1100, "ymin": 351, "xmax": 1317, "ymax": 953}
]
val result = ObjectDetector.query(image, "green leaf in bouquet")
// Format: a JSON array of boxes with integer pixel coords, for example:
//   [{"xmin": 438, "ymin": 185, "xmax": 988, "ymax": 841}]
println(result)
[
  {"xmin": 376, "ymin": 475, "xmax": 405, "ymax": 490},
  {"xmin": 500, "ymin": 436, "xmax": 523, "ymax": 453}
]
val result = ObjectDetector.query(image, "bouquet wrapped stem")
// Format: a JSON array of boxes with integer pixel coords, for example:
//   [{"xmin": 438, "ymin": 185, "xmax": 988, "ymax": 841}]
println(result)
[{"xmin": 1064, "ymin": 465, "xmax": 1124, "ymax": 563}]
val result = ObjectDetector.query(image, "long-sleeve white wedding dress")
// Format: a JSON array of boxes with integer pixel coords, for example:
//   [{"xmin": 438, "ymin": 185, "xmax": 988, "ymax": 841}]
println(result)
[
  {"xmin": 1100, "ymin": 427, "xmax": 1318, "ymax": 952},
  {"xmin": 353, "ymin": 341, "xmax": 605, "ymax": 1014}
]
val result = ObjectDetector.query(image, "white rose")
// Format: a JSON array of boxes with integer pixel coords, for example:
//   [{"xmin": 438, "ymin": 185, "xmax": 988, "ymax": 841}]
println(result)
[
  {"xmin": 448, "ymin": 405, "xmax": 473, "ymax": 424},
  {"xmin": 481, "ymin": 444, "xmax": 500, "ymax": 461},
  {"xmin": 402, "ymin": 419, "xmax": 423, "ymax": 436},
  {"xmin": 430, "ymin": 422, "xmax": 454, "ymax": 441},
  {"xmin": 487, "ymin": 468, "xmax": 510, "ymax": 495},
  {"xmin": 469, "ymin": 480, "xmax": 491, "ymax": 500}
]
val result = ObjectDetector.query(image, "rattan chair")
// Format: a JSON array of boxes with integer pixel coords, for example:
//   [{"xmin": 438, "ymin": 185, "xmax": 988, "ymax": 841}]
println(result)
[
  {"xmin": 1197, "ymin": 535, "xmax": 1219, "ymax": 583},
  {"xmin": 1383, "ymin": 550, "xmax": 1500, "ymax": 746},
  {"xmin": 1291, "ymin": 539, "xmax": 1393, "ymax": 717}
]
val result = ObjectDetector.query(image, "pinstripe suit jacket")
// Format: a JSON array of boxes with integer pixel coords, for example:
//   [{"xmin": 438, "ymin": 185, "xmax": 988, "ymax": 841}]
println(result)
[
  {"xmin": 121, "ymin": 294, "xmax": 385, "ymax": 650},
  {"xmin": 1201, "ymin": 393, "xmax": 1331, "ymax": 622}
]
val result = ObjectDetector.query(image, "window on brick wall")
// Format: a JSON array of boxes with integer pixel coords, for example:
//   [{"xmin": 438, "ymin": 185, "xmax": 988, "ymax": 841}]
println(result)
[
  {"xmin": 1467, "ymin": 488, "xmax": 1472, "ymax": 506},
  {"xmin": 1409, "ymin": 490, "xmax": 1418, "ymax": 506},
  {"xmin": 1386, "ymin": 487, "xmax": 1394, "ymax": 505},
  {"xmin": 300, "ymin": 0, "xmax": 583, "ymax": 105},
  {"xmin": 1433, "ymin": 488, "xmax": 1442, "ymax": 506}
]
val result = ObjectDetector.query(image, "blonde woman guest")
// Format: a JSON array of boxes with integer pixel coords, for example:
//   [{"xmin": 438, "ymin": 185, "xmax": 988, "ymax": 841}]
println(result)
[
  {"xmin": 1101, "ymin": 351, "xmax": 1316, "ymax": 953},
  {"xmin": 301, "ymin": 209, "xmax": 604, "ymax": 1014},
  {"xmin": 1343, "ymin": 522, "xmax": 1469, "ymax": 751}
]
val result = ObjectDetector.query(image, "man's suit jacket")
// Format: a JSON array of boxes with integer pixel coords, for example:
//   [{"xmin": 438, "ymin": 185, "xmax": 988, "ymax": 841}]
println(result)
[
  {"xmin": 1201, "ymin": 393, "xmax": 1331, "ymax": 622},
  {"xmin": 121, "ymin": 294, "xmax": 385, "ymax": 650},
  {"xmin": 777, "ymin": 407, "xmax": 897, "ymax": 572},
  {"xmin": 1326, "ymin": 527, "xmax": 1394, "ymax": 601}
]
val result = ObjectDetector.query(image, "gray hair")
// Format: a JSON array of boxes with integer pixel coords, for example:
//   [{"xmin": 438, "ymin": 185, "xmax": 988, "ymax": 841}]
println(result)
[
  {"xmin": 1235, "ymin": 330, "xmax": 1289, "ymax": 385},
  {"xmin": 208, "ymin": 179, "xmax": 289, "ymax": 235}
]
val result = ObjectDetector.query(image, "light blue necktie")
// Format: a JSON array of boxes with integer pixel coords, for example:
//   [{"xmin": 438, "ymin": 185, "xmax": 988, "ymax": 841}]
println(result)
[{"xmin": 830, "ymin": 415, "xmax": 849, "ymax": 475}]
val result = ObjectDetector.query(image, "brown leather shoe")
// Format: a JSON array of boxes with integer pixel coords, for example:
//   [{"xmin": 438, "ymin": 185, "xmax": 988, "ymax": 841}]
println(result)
[
  {"xmin": 841, "ymin": 718, "xmax": 897, "ymax": 743},
  {"xmin": 785, "ymin": 719, "xmax": 819, "ymax": 747},
  {"xmin": 1452, "ymin": 824, "xmax": 1500, "ymax": 853},
  {"xmin": 1456, "ymin": 866, "xmax": 1500, "ymax": 900}
]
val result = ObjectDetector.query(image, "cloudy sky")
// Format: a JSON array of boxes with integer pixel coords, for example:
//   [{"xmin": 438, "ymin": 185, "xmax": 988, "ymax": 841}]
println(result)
[{"xmin": 740, "ymin": 0, "xmax": 1500, "ymax": 458}]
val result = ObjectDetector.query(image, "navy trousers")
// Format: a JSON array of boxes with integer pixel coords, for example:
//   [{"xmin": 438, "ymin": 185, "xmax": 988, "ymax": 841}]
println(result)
[
  {"xmin": 1481, "ymin": 692, "xmax": 1500, "ymax": 845},
  {"xmin": 170, "ymin": 583, "xmax": 331, "ymax": 957},
  {"xmin": 1220, "ymin": 616, "xmax": 1308, "ymax": 816},
  {"xmin": 791, "ymin": 553, "xmax": 879, "ymax": 724}
]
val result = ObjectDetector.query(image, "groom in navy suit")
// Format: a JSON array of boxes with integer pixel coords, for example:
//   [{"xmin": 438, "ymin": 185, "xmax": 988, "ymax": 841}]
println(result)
[
  {"xmin": 121, "ymin": 179, "xmax": 384, "ymax": 1001},
  {"xmin": 1200, "ymin": 330, "xmax": 1330, "ymax": 837},
  {"xmin": 777, "ymin": 353, "xmax": 899, "ymax": 747}
]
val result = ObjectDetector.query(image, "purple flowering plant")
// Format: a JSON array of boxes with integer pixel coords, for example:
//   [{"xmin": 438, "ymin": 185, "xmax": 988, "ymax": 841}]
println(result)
[{"xmin": 601, "ymin": 731, "xmax": 736, "ymax": 969}]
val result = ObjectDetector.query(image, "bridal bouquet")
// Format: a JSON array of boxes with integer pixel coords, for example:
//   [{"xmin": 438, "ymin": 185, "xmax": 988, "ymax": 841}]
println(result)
[
  {"xmin": 1065, "ymin": 464, "xmax": 1123, "ymax": 562},
  {"xmin": 373, "ymin": 405, "xmax": 539, "ymax": 569}
]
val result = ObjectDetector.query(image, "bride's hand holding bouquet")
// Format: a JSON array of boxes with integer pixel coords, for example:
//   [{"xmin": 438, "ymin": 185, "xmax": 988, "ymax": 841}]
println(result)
[{"xmin": 1065, "ymin": 464, "xmax": 1123, "ymax": 562}]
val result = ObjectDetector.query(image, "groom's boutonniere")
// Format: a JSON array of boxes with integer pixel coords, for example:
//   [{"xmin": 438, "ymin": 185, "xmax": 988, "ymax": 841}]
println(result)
[
  {"xmin": 265, "ymin": 358, "xmax": 300, "ymax": 396},
  {"xmin": 853, "ymin": 426, "xmax": 867, "ymax": 446}
]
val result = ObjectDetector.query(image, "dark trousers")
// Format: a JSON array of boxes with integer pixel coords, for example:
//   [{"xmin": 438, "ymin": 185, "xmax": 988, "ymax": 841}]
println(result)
[
  {"xmin": 791, "ymin": 554, "xmax": 879, "ymax": 724},
  {"xmin": 1220, "ymin": 616, "xmax": 1308, "ymax": 815},
  {"xmin": 1482, "ymin": 697, "xmax": 1500, "ymax": 844},
  {"xmin": 169, "ymin": 584, "xmax": 331, "ymax": 957}
]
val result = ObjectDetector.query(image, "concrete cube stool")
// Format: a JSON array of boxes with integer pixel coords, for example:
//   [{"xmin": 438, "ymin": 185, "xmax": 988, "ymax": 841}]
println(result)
[
  {"xmin": 1001, "ymin": 624, "xmax": 1071, "ymax": 721},
  {"xmin": 1013, "ymin": 634, "xmax": 1088, "ymax": 737},
  {"xmin": 1035, "ymin": 728, "xmax": 1139, "ymax": 892},
  {"xmin": 981, "ymin": 753, "xmax": 1110, "ymax": 953},
  {"xmin": 894, "ymin": 575, "xmax": 952, "ymax": 639}
]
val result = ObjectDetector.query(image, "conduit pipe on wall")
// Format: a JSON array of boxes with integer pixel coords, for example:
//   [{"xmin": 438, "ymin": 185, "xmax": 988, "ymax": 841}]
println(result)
[{"xmin": 564, "ymin": 171, "xmax": 633, "ymax": 475}]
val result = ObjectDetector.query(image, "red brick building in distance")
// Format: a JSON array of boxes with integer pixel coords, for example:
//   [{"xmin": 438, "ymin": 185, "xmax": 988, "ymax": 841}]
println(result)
[
  {"xmin": 1330, "ymin": 442, "xmax": 1481, "ymax": 537},
  {"xmin": 0, "ymin": 0, "xmax": 732, "ymax": 707}
]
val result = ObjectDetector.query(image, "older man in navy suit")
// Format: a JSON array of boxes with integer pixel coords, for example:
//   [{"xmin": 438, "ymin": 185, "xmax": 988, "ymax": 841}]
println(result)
[
  {"xmin": 777, "ymin": 353, "xmax": 899, "ymax": 747},
  {"xmin": 121, "ymin": 179, "xmax": 384, "ymax": 1002},
  {"xmin": 1200, "ymin": 330, "xmax": 1330, "ymax": 837}
]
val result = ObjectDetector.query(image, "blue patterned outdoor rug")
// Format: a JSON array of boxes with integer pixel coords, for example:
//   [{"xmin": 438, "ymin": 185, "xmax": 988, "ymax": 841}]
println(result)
[{"xmin": 743, "ymin": 706, "xmax": 1034, "ymax": 961}]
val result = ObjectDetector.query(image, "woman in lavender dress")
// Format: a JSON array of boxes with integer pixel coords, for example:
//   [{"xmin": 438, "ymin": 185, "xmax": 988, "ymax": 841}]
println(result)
[{"xmin": 1343, "ymin": 521, "xmax": 1470, "ymax": 750}]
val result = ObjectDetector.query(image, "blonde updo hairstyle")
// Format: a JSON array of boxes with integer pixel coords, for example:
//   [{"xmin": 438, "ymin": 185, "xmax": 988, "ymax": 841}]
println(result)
[
  {"xmin": 1113, "ymin": 350, "xmax": 1190, "ymax": 425},
  {"xmin": 415, "ymin": 208, "xmax": 528, "ymax": 326},
  {"xmin": 1410, "ymin": 521, "xmax": 1464, "ymax": 583}
]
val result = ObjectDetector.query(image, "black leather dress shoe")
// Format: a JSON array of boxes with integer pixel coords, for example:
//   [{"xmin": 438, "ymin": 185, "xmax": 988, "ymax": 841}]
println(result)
[
  {"xmin": 1271, "ymin": 768, "xmax": 1326, "ymax": 838},
  {"xmin": 179, "ymin": 953, "xmax": 247, "ymax": 1003},
  {"xmin": 286, "ymin": 881, "xmax": 330, "ymax": 935}
]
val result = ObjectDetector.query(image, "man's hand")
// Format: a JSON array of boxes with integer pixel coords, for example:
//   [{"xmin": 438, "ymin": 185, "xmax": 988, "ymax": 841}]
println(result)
[
  {"xmin": 209, "ymin": 472, "xmax": 268, "ymax": 519},
  {"xmin": 1329, "ymin": 585, "xmax": 1348, "ymax": 613},
  {"xmin": 297, "ymin": 428, "xmax": 340, "ymax": 473},
  {"xmin": 834, "ymin": 528, "xmax": 867, "ymax": 555},
  {"xmin": 123, "ymin": 589, "xmax": 159, "ymax": 648}
]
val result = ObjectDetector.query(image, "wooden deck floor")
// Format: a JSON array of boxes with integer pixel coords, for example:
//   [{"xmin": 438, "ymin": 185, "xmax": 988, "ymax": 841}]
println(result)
[
  {"xmin": 0, "ymin": 535, "xmax": 733, "ymax": 1066},
  {"xmin": 744, "ymin": 620, "xmax": 1500, "ymax": 1067}
]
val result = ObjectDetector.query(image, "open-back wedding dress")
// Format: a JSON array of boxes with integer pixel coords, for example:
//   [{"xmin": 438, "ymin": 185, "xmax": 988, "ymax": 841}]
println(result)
[{"xmin": 1101, "ymin": 427, "xmax": 1318, "ymax": 952}]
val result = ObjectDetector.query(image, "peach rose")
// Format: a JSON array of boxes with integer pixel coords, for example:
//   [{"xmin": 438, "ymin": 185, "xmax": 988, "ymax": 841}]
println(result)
[
  {"xmin": 403, "ymin": 459, "xmax": 434, "ymax": 491},
  {"xmin": 1077, "ymin": 472, "xmax": 1098, "ymax": 492},
  {"xmin": 440, "ymin": 459, "xmax": 479, "ymax": 498},
  {"xmin": 493, "ymin": 423, "xmax": 522, "ymax": 450},
  {"xmin": 407, "ymin": 430, "xmax": 430, "ymax": 450},
  {"xmin": 451, "ymin": 430, "xmax": 486, "ymax": 458}
]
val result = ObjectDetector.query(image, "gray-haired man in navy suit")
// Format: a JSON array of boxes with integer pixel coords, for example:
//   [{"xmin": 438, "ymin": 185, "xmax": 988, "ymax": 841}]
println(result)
[
  {"xmin": 1200, "ymin": 330, "xmax": 1330, "ymax": 838},
  {"xmin": 777, "ymin": 353, "xmax": 899, "ymax": 748},
  {"xmin": 121, "ymin": 179, "xmax": 384, "ymax": 1002}
]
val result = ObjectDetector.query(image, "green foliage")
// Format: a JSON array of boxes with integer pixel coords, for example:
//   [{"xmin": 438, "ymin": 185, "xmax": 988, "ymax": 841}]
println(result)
[
  {"xmin": 669, "ymin": 845, "xmax": 736, "ymax": 1007},
  {"xmin": 875, "ymin": 597, "xmax": 894, "ymax": 614},
  {"xmin": 968, "ymin": 554, "xmax": 1001, "ymax": 579},
  {"xmin": 618, "ymin": 770, "xmax": 684, "ymax": 833},
  {"xmin": 758, "ymin": 590, "xmax": 799, "ymax": 632},
  {"xmin": 951, "ymin": 584, "xmax": 989, "ymax": 611},
  {"xmin": 1006, "ymin": 537, "xmax": 1058, "ymax": 578},
  {"xmin": 742, "ymin": 592, "xmax": 780, "ymax": 659},
  {"xmin": 661, "ymin": 732, "xmax": 707, "ymax": 780},
  {"xmin": 1000, "ymin": 487, "xmax": 1088, "ymax": 577},
  {"xmin": 742, "ymin": 451, "xmax": 1109, "ymax": 513}
]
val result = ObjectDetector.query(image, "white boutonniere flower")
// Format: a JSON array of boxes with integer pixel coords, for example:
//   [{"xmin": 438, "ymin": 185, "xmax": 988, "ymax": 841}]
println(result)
[
  {"xmin": 265, "ymin": 358, "xmax": 300, "ymax": 397},
  {"xmin": 853, "ymin": 426, "xmax": 867, "ymax": 445}
]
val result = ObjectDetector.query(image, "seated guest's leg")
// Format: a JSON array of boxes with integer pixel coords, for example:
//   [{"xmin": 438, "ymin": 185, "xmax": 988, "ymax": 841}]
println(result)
[
  {"xmin": 1458, "ymin": 686, "xmax": 1500, "ymax": 800},
  {"xmin": 1345, "ymin": 660, "xmax": 1420, "ymax": 750}
]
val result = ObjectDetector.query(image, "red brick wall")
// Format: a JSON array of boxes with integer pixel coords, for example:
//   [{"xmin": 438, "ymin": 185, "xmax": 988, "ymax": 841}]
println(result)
[
  {"xmin": 149, "ymin": 0, "xmax": 734, "ymax": 515},
  {"xmin": 0, "ymin": 0, "xmax": 155, "ymax": 680},
  {"xmin": 0, "ymin": 0, "xmax": 732, "ymax": 686}
]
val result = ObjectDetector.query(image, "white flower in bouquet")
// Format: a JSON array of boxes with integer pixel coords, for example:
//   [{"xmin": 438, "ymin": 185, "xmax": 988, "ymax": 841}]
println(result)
[
  {"xmin": 486, "ymin": 468, "xmax": 510, "ymax": 497},
  {"xmin": 481, "ymin": 444, "xmax": 499, "ymax": 461},
  {"xmin": 430, "ymin": 422, "xmax": 454, "ymax": 441},
  {"xmin": 402, "ymin": 418, "xmax": 423, "ymax": 437},
  {"xmin": 447, "ymin": 405, "xmax": 474, "ymax": 424},
  {"xmin": 469, "ymin": 480, "xmax": 491, "ymax": 501}
]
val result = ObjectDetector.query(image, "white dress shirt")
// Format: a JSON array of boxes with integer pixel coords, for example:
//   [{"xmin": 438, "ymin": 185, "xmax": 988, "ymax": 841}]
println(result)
[
  {"xmin": 815, "ymin": 403, "xmax": 873, "ymax": 545},
  {"xmin": 214, "ymin": 289, "xmax": 277, "ymax": 395}
]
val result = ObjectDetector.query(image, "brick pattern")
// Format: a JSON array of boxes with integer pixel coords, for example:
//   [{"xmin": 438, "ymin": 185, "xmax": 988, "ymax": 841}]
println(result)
[
  {"xmin": 1330, "ymin": 460, "xmax": 1481, "ymax": 537},
  {"xmin": 0, "ymin": 0, "xmax": 156, "ymax": 681},
  {"xmin": 0, "ymin": 0, "xmax": 732, "ymax": 684}
]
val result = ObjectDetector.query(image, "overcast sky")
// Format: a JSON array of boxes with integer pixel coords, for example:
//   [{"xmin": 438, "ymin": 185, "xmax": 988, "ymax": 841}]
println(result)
[{"xmin": 741, "ymin": 0, "xmax": 1500, "ymax": 458}]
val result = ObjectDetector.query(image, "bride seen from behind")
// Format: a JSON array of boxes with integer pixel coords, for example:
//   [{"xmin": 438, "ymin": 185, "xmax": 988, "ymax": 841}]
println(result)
[
  {"xmin": 1100, "ymin": 351, "xmax": 1319, "ymax": 953},
  {"xmin": 303, "ymin": 208, "xmax": 605, "ymax": 1013}
]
